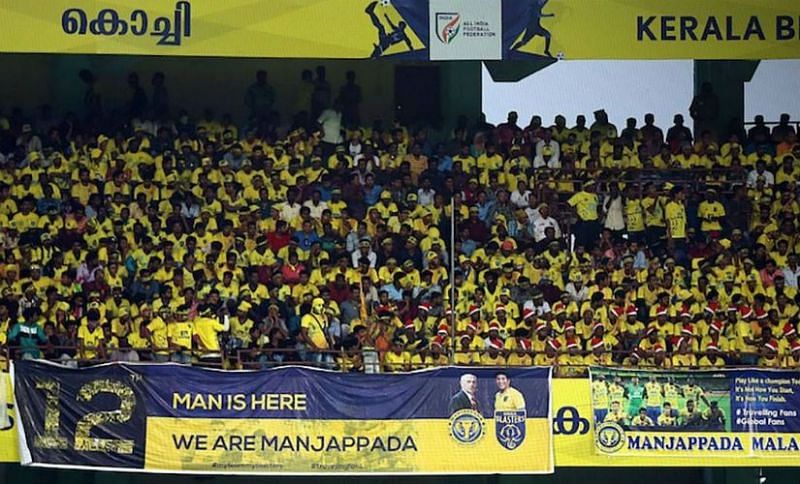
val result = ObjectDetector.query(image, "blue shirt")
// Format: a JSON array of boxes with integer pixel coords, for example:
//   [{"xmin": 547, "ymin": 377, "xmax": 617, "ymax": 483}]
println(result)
[
  {"xmin": 437, "ymin": 155, "xmax": 453, "ymax": 172},
  {"xmin": 381, "ymin": 284, "xmax": 404, "ymax": 302},
  {"xmin": 294, "ymin": 231, "xmax": 320, "ymax": 251},
  {"xmin": 364, "ymin": 185, "xmax": 383, "ymax": 206}
]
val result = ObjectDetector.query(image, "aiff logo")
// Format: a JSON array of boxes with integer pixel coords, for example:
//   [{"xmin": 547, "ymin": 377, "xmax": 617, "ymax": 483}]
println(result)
[
  {"xmin": 449, "ymin": 409, "xmax": 485, "ymax": 444},
  {"xmin": 436, "ymin": 12, "xmax": 461, "ymax": 44}
]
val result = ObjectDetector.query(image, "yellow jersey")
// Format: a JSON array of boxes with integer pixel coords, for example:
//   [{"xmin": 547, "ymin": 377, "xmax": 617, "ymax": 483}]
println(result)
[{"xmin": 494, "ymin": 387, "xmax": 526, "ymax": 411}]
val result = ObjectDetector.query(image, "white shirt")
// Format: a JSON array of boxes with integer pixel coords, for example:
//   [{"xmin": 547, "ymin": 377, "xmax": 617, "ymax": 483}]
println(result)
[
  {"xmin": 523, "ymin": 300, "xmax": 551, "ymax": 316},
  {"xmin": 351, "ymin": 250, "xmax": 377, "ymax": 268},
  {"xmin": 533, "ymin": 156, "xmax": 561, "ymax": 169},
  {"xmin": 279, "ymin": 202, "xmax": 301, "ymax": 222},
  {"xmin": 318, "ymin": 109, "xmax": 343, "ymax": 144},
  {"xmin": 566, "ymin": 282, "xmax": 590, "ymax": 303},
  {"xmin": 510, "ymin": 189, "xmax": 532, "ymax": 208},
  {"xmin": 417, "ymin": 188, "xmax": 436, "ymax": 207},
  {"xmin": 535, "ymin": 139, "xmax": 561, "ymax": 163},
  {"xmin": 303, "ymin": 200, "xmax": 329, "ymax": 220},
  {"xmin": 533, "ymin": 216, "xmax": 562, "ymax": 242},
  {"xmin": 603, "ymin": 195, "xmax": 625, "ymax": 231},
  {"xmin": 782, "ymin": 264, "xmax": 800, "ymax": 288},
  {"xmin": 746, "ymin": 169, "xmax": 774, "ymax": 187}
]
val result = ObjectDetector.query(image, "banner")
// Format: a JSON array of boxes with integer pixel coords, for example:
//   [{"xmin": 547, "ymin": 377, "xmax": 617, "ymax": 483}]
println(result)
[
  {"xmin": 504, "ymin": 0, "xmax": 800, "ymax": 60},
  {"xmin": 588, "ymin": 367, "xmax": 800, "ymax": 458},
  {"xmin": 0, "ymin": 0, "xmax": 798, "ymax": 59},
  {"xmin": 12, "ymin": 361, "xmax": 552, "ymax": 474},
  {"xmin": 0, "ymin": 373, "xmax": 19, "ymax": 463}
]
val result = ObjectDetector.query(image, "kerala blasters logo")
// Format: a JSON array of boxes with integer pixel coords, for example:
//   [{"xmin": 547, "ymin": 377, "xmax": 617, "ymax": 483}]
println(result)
[
  {"xmin": 435, "ymin": 12, "xmax": 461, "ymax": 44},
  {"xmin": 495, "ymin": 410, "xmax": 526, "ymax": 450},
  {"xmin": 449, "ymin": 409, "xmax": 485, "ymax": 444}
]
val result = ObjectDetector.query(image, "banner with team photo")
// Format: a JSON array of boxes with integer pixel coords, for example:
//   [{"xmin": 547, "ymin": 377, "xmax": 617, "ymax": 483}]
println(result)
[
  {"xmin": 13, "ymin": 361, "xmax": 552, "ymax": 475},
  {"xmin": 589, "ymin": 367, "xmax": 800, "ymax": 458}
]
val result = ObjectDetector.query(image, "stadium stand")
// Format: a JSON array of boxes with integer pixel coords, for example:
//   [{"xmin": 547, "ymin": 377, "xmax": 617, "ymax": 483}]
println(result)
[{"xmin": 1, "ymin": 69, "xmax": 800, "ymax": 375}]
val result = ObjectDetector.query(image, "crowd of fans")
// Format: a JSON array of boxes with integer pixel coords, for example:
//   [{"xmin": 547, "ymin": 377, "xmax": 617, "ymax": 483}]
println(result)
[{"xmin": 0, "ymin": 67, "xmax": 799, "ymax": 375}]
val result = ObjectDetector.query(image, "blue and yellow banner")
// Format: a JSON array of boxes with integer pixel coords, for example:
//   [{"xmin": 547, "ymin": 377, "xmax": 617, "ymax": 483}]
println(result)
[
  {"xmin": 12, "ymin": 361, "xmax": 553, "ymax": 474},
  {"xmin": 0, "ymin": 0, "xmax": 798, "ymax": 59},
  {"xmin": 588, "ymin": 368, "xmax": 800, "ymax": 459}
]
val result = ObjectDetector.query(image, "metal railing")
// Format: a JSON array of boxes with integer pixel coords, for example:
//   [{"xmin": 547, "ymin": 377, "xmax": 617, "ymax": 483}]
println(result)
[{"xmin": 0, "ymin": 344, "xmax": 783, "ymax": 377}]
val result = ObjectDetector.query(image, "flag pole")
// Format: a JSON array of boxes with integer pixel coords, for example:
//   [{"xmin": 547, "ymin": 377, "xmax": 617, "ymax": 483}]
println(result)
[{"xmin": 449, "ymin": 195, "xmax": 456, "ymax": 365}]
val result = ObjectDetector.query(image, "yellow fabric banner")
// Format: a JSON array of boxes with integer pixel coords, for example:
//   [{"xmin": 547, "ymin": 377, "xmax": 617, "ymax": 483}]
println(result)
[
  {"xmin": 510, "ymin": 0, "xmax": 800, "ymax": 60},
  {"xmin": 0, "ymin": 0, "xmax": 797, "ymax": 59},
  {"xmin": 0, "ymin": 0, "xmax": 426, "ymax": 58},
  {"xmin": 0, "ymin": 373, "xmax": 19, "ymax": 463},
  {"xmin": 144, "ymin": 417, "xmax": 551, "ymax": 473}
]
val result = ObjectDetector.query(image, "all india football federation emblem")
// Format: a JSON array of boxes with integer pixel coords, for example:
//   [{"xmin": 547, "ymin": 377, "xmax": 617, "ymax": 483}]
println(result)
[
  {"xmin": 449, "ymin": 409, "xmax": 486, "ymax": 444},
  {"xmin": 595, "ymin": 421, "xmax": 625, "ymax": 454},
  {"xmin": 435, "ymin": 12, "xmax": 461, "ymax": 44},
  {"xmin": 494, "ymin": 410, "xmax": 526, "ymax": 450}
]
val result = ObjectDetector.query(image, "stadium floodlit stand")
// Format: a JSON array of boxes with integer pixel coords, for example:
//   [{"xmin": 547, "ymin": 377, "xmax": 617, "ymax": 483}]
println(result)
[{"xmin": 1, "ymin": 68, "xmax": 799, "ymax": 376}]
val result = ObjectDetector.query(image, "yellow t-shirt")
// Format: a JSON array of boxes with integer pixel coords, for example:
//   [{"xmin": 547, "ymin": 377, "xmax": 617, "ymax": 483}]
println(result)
[
  {"xmin": 568, "ymin": 191, "xmax": 599, "ymax": 221},
  {"xmin": 301, "ymin": 313, "xmax": 329, "ymax": 349},
  {"xmin": 146, "ymin": 318, "xmax": 169, "ymax": 355},
  {"xmin": 494, "ymin": 387, "xmax": 526, "ymax": 411},
  {"xmin": 193, "ymin": 317, "xmax": 225, "ymax": 353},
  {"xmin": 78, "ymin": 325, "xmax": 104, "ymax": 359},
  {"xmin": 625, "ymin": 200, "xmax": 645, "ymax": 232},
  {"xmin": 168, "ymin": 321, "xmax": 194, "ymax": 351},
  {"xmin": 665, "ymin": 201, "xmax": 686, "ymax": 239},
  {"xmin": 384, "ymin": 350, "xmax": 410, "ymax": 372},
  {"xmin": 698, "ymin": 201, "xmax": 725, "ymax": 232}
]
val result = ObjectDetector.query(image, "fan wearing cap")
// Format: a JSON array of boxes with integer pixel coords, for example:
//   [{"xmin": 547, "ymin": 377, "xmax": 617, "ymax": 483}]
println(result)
[
  {"xmin": 557, "ymin": 336, "xmax": 585, "ymax": 377},
  {"xmin": 759, "ymin": 337, "xmax": 782, "ymax": 367},
  {"xmin": 672, "ymin": 333, "xmax": 697, "ymax": 366},
  {"xmin": 481, "ymin": 336, "xmax": 506, "ymax": 366},
  {"xmin": 701, "ymin": 319, "xmax": 732, "ymax": 357},
  {"xmin": 488, "ymin": 303, "xmax": 515, "ymax": 339},
  {"xmin": 637, "ymin": 324, "xmax": 663, "ymax": 356},
  {"xmin": 651, "ymin": 343, "xmax": 671, "ymax": 369},
  {"xmin": 427, "ymin": 336, "xmax": 450, "ymax": 367},
  {"xmin": 620, "ymin": 303, "xmax": 644, "ymax": 347},
  {"xmin": 229, "ymin": 300, "xmax": 255, "ymax": 345},
  {"xmin": 649, "ymin": 292, "xmax": 675, "ymax": 336},
  {"xmin": 698, "ymin": 340, "xmax": 725, "ymax": 368},
  {"xmin": 782, "ymin": 339, "xmax": 800, "ymax": 368},
  {"xmin": 506, "ymin": 330, "xmax": 533, "ymax": 366},
  {"xmin": 585, "ymin": 337, "xmax": 611, "ymax": 366},
  {"xmin": 458, "ymin": 304, "xmax": 485, "ymax": 338},
  {"xmin": 411, "ymin": 302, "xmax": 435, "ymax": 337},
  {"xmin": 551, "ymin": 291, "xmax": 577, "ymax": 321}
]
